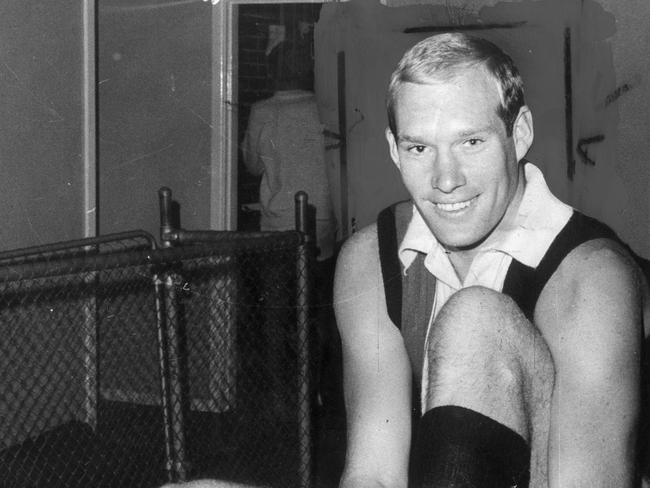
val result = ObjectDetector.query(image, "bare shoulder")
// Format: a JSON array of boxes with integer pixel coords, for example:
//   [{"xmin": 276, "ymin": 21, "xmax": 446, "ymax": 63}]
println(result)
[
  {"xmin": 333, "ymin": 223, "xmax": 382, "ymax": 315},
  {"xmin": 538, "ymin": 237, "xmax": 644, "ymax": 322},
  {"xmin": 335, "ymin": 223, "xmax": 380, "ymax": 282},
  {"xmin": 559, "ymin": 237, "xmax": 641, "ymax": 298},
  {"xmin": 536, "ymin": 237, "xmax": 645, "ymax": 367},
  {"xmin": 334, "ymin": 223, "xmax": 399, "ymax": 339}
]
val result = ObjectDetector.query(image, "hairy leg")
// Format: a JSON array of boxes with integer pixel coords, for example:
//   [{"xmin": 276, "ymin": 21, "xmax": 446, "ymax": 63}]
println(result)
[{"xmin": 422, "ymin": 286, "xmax": 555, "ymax": 487}]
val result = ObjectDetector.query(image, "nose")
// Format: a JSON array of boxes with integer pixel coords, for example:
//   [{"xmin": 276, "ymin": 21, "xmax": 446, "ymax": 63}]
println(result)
[{"xmin": 432, "ymin": 149, "xmax": 465, "ymax": 193}]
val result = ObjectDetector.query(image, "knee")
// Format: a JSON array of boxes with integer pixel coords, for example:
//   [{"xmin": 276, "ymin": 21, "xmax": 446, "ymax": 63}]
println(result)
[
  {"xmin": 432, "ymin": 286, "xmax": 526, "ymax": 347},
  {"xmin": 429, "ymin": 286, "xmax": 553, "ymax": 378},
  {"xmin": 440, "ymin": 286, "xmax": 523, "ymax": 325},
  {"xmin": 425, "ymin": 288, "xmax": 555, "ymax": 421}
]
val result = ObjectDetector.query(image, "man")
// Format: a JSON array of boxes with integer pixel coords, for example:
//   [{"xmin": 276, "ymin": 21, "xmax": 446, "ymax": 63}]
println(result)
[
  {"xmin": 333, "ymin": 33, "xmax": 649, "ymax": 488},
  {"xmin": 242, "ymin": 40, "xmax": 336, "ymax": 263}
]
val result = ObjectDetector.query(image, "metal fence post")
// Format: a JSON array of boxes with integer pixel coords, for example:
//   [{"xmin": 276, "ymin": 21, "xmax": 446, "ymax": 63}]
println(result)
[
  {"xmin": 162, "ymin": 270, "xmax": 189, "ymax": 481},
  {"xmin": 153, "ymin": 271, "xmax": 176, "ymax": 482},
  {"xmin": 82, "ymin": 271, "xmax": 98, "ymax": 430},
  {"xmin": 157, "ymin": 186, "xmax": 188, "ymax": 482},
  {"xmin": 159, "ymin": 187, "xmax": 175, "ymax": 246},
  {"xmin": 295, "ymin": 191, "xmax": 313, "ymax": 488}
]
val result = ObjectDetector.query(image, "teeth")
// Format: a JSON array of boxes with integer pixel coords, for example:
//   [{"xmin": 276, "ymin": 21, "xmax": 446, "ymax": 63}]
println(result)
[{"xmin": 435, "ymin": 199, "xmax": 473, "ymax": 211}]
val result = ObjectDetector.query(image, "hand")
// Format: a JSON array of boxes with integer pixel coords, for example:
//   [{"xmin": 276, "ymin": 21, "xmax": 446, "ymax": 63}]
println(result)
[{"xmin": 202, "ymin": 0, "xmax": 220, "ymax": 5}]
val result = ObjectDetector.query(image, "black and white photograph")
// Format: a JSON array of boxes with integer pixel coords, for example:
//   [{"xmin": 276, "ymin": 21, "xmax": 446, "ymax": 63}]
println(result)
[{"xmin": 0, "ymin": 1, "xmax": 648, "ymax": 487}]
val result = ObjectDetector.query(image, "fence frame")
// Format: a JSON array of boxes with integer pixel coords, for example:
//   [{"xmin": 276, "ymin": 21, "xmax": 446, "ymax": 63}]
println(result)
[{"xmin": 0, "ymin": 189, "xmax": 315, "ymax": 488}]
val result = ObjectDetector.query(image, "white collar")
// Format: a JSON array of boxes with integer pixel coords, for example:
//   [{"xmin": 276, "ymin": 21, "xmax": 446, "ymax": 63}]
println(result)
[{"xmin": 398, "ymin": 162, "xmax": 573, "ymax": 277}]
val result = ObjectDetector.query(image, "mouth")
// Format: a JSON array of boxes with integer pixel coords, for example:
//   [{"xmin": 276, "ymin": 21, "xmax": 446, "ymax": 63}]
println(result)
[{"xmin": 433, "ymin": 196, "xmax": 478, "ymax": 213}]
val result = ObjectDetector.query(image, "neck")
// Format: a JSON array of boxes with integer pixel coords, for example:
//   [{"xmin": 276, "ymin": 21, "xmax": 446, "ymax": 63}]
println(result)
[{"xmin": 447, "ymin": 249, "xmax": 476, "ymax": 283}]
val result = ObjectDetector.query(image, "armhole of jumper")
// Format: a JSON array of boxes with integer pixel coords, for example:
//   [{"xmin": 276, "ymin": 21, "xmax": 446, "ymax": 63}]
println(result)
[
  {"xmin": 377, "ymin": 205, "xmax": 402, "ymax": 329},
  {"xmin": 532, "ymin": 211, "xmax": 618, "ymax": 298},
  {"xmin": 504, "ymin": 211, "xmax": 622, "ymax": 320}
]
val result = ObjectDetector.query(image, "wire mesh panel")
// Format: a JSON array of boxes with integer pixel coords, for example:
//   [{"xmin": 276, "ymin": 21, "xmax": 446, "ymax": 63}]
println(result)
[
  {"xmin": 178, "ymin": 238, "xmax": 306, "ymax": 487},
  {"xmin": 0, "ymin": 230, "xmax": 312, "ymax": 488},
  {"xmin": 0, "ymin": 234, "xmax": 167, "ymax": 488}
]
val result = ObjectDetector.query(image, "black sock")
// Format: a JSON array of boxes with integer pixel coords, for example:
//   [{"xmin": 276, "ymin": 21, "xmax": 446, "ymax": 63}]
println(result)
[{"xmin": 410, "ymin": 405, "xmax": 530, "ymax": 488}]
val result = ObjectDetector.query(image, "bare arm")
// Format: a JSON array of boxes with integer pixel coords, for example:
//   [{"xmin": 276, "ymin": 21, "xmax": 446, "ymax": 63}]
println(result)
[
  {"xmin": 537, "ymin": 239, "xmax": 644, "ymax": 487},
  {"xmin": 159, "ymin": 481, "xmax": 265, "ymax": 488},
  {"xmin": 333, "ymin": 225, "xmax": 413, "ymax": 488}
]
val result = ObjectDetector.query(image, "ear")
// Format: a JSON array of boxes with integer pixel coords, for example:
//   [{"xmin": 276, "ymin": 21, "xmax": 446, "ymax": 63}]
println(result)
[
  {"xmin": 385, "ymin": 127, "xmax": 401, "ymax": 169},
  {"xmin": 512, "ymin": 105, "xmax": 534, "ymax": 161}
]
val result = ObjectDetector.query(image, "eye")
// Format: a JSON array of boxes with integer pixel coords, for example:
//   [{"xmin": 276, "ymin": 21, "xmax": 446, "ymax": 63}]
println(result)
[
  {"xmin": 464, "ymin": 138, "xmax": 484, "ymax": 147},
  {"xmin": 408, "ymin": 145, "xmax": 427, "ymax": 154}
]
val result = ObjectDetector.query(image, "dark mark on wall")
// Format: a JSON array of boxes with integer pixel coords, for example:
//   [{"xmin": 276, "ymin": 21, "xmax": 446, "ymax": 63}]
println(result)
[
  {"xmin": 348, "ymin": 108, "xmax": 365, "ymax": 133},
  {"xmin": 564, "ymin": 27, "xmax": 575, "ymax": 180},
  {"xmin": 577, "ymin": 134, "xmax": 605, "ymax": 166},
  {"xmin": 604, "ymin": 83, "xmax": 632, "ymax": 107},
  {"xmin": 338, "ymin": 51, "xmax": 349, "ymax": 239},
  {"xmin": 597, "ymin": 74, "xmax": 641, "ymax": 110}
]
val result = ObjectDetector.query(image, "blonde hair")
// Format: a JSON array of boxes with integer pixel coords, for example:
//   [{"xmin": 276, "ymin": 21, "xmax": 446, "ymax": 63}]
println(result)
[{"xmin": 386, "ymin": 33, "xmax": 525, "ymax": 136}]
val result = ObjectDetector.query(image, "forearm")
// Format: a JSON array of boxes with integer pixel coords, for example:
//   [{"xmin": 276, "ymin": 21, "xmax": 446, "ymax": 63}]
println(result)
[
  {"xmin": 160, "ymin": 480, "xmax": 267, "ymax": 488},
  {"xmin": 546, "ymin": 371, "xmax": 639, "ymax": 488},
  {"xmin": 339, "ymin": 471, "xmax": 406, "ymax": 488},
  {"xmin": 547, "ymin": 461, "xmax": 636, "ymax": 488},
  {"xmin": 547, "ymin": 428, "xmax": 637, "ymax": 488}
]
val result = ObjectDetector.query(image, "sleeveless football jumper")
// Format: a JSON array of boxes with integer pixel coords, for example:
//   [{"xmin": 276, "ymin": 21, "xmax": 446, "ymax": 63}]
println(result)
[
  {"xmin": 377, "ymin": 201, "xmax": 621, "ymax": 388},
  {"xmin": 376, "ymin": 201, "xmax": 632, "ymax": 488}
]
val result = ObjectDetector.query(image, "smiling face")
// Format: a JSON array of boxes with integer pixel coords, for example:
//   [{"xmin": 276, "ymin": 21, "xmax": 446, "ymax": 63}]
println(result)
[{"xmin": 386, "ymin": 65, "xmax": 533, "ymax": 255}]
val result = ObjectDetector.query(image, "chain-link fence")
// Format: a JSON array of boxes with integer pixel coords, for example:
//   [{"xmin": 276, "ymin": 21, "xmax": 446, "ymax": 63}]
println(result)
[{"xmin": 0, "ymin": 192, "xmax": 315, "ymax": 488}]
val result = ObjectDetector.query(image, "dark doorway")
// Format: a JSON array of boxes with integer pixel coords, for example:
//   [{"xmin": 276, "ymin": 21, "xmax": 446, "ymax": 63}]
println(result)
[{"xmin": 236, "ymin": 3, "xmax": 322, "ymax": 231}]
